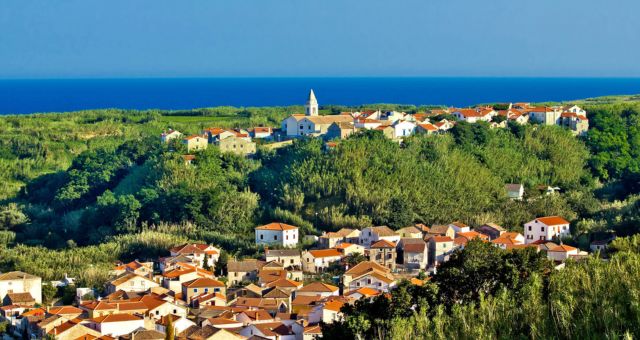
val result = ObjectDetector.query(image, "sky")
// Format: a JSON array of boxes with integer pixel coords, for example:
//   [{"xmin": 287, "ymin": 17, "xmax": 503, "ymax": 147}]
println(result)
[{"xmin": 1, "ymin": 0, "xmax": 640, "ymax": 78}]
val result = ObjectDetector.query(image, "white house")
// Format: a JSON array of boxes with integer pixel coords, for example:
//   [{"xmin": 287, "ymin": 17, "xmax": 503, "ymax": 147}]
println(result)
[
  {"xmin": 161, "ymin": 129, "xmax": 182, "ymax": 143},
  {"xmin": 239, "ymin": 322, "xmax": 301, "ymax": 340},
  {"xmin": 524, "ymin": 216, "xmax": 571, "ymax": 244},
  {"xmin": 302, "ymin": 249, "xmax": 343, "ymax": 273},
  {"xmin": 87, "ymin": 314, "xmax": 144, "ymax": 337},
  {"xmin": 392, "ymin": 120, "xmax": 417, "ymax": 138},
  {"xmin": 155, "ymin": 315, "xmax": 196, "ymax": 335},
  {"xmin": 255, "ymin": 222, "xmax": 299, "ymax": 247},
  {"xmin": 281, "ymin": 114, "xmax": 306, "ymax": 137},
  {"xmin": 359, "ymin": 226, "xmax": 400, "ymax": 248},
  {"xmin": 448, "ymin": 222, "xmax": 470, "ymax": 235},
  {"xmin": 528, "ymin": 107, "xmax": 562, "ymax": 125},
  {"xmin": 0, "ymin": 271, "xmax": 42, "ymax": 304},
  {"xmin": 296, "ymin": 282, "xmax": 339, "ymax": 298},
  {"xmin": 452, "ymin": 108, "xmax": 495, "ymax": 123},
  {"xmin": 505, "ymin": 184, "xmax": 524, "ymax": 200}
]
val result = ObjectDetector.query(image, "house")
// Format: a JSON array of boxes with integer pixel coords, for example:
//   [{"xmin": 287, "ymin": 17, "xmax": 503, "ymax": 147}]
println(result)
[
  {"xmin": 524, "ymin": 216, "xmax": 571, "ymax": 244},
  {"xmin": 374, "ymin": 125, "xmax": 395, "ymax": 139},
  {"xmin": 334, "ymin": 242, "xmax": 365, "ymax": 256},
  {"xmin": 255, "ymin": 222, "xmax": 299, "ymax": 248},
  {"xmin": 452, "ymin": 108, "xmax": 495, "ymax": 123},
  {"xmin": 416, "ymin": 123, "xmax": 439, "ymax": 135},
  {"xmin": 396, "ymin": 226, "xmax": 422, "ymax": 239},
  {"xmin": 140, "ymin": 295, "xmax": 188, "ymax": 319},
  {"xmin": 47, "ymin": 319, "xmax": 103, "ymax": 340},
  {"xmin": 560, "ymin": 112, "xmax": 589, "ymax": 135},
  {"xmin": 428, "ymin": 236, "xmax": 455, "ymax": 266},
  {"xmin": 112, "ymin": 260, "xmax": 153, "ymax": 278},
  {"xmin": 86, "ymin": 314, "xmax": 144, "ymax": 337},
  {"xmin": 281, "ymin": 114, "xmax": 307, "ymax": 137},
  {"xmin": 298, "ymin": 115, "xmax": 355, "ymax": 137},
  {"xmin": 218, "ymin": 135, "xmax": 257, "ymax": 155},
  {"xmin": 169, "ymin": 243, "xmax": 220, "ymax": 268},
  {"xmin": 265, "ymin": 249, "xmax": 301, "ymax": 268},
  {"xmin": 106, "ymin": 273, "xmax": 158, "ymax": 294},
  {"xmin": 239, "ymin": 321, "xmax": 301, "ymax": 340},
  {"xmin": 250, "ymin": 127, "xmax": 274, "ymax": 139},
  {"xmin": 392, "ymin": 120, "xmax": 417, "ymax": 138},
  {"xmin": 326, "ymin": 122, "xmax": 358, "ymax": 140},
  {"xmin": 426, "ymin": 225, "xmax": 455, "ymax": 240},
  {"xmin": 359, "ymin": 226, "xmax": 400, "ymax": 248},
  {"xmin": 448, "ymin": 222, "xmax": 470, "ymax": 235},
  {"xmin": 381, "ymin": 111, "xmax": 405, "ymax": 123},
  {"xmin": 344, "ymin": 287, "xmax": 382, "ymax": 300},
  {"xmin": 334, "ymin": 228, "xmax": 361, "ymax": 244},
  {"xmin": 155, "ymin": 314, "xmax": 196, "ymax": 335},
  {"xmin": 491, "ymin": 232, "xmax": 525, "ymax": 250},
  {"xmin": 227, "ymin": 259, "xmax": 264, "ymax": 286},
  {"xmin": 162, "ymin": 267, "xmax": 215, "ymax": 295},
  {"xmin": 590, "ymin": 237, "xmax": 614, "ymax": 253},
  {"xmin": 3, "ymin": 292, "xmax": 35, "ymax": 307},
  {"xmin": 354, "ymin": 118, "xmax": 384, "ymax": 130},
  {"xmin": 296, "ymin": 282, "xmax": 339, "ymax": 298},
  {"xmin": 342, "ymin": 261, "xmax": 396, "ymax": 293},
  {"xmin": 318, "ymin": 232, "xmax": 344, "ymax": 249},
  {"xmin": 454, "ymin": 231, "xmax": 490, "ymax": 248},
  {"xmin": 184, "ymin": 326, "xmax": 244, "ymax": 339},
  {"xmin": 308, "ymin": 299, "xmax": 346, "ymax": 325},
  {"xmin": 181, "ymin": 278, "xmax": 226, "ymax": 303},
  {"xmin": 547, "ymin": 244, "xmax": 580, "ymax": 262},
  {"xmin": 0, "ymin": 271, "xmax": 42, "ymax": 304},
  {"xmin": 475, "ymin": 223, "xmax": 506, "ymax": 240},
  {"xmin": 528, "ymin": 107, "xmax": 562, "ymax": 125},
  {"xmin": 403, "ymin": 241, "xmax": 428, "ymax": 270},
  {"xmin": 182, "ymin": 135, "xmax": 208, "ymax": 152},
  {"xmin": 160, "ymin": 129, "xmax": 182, "ymax": 143},
  {"xmin": 505, "ymin": 183, "xmax": 525, "ymax": 200},
  {"xmin": 368, "ymin": 240, "xmax": 397, "ymax": 271},
  {"xmin": 302, "ymin": 249, "xmax": 343, "ymax": 273}
]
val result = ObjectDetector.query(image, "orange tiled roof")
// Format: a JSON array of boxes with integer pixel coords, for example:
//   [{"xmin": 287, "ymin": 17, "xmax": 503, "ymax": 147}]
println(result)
[
  {"xmin": 256, "ymin": 222, "xmax": 298, "ymax": 231},
  {"xmin": 308, "ymin": 249, "xmax": 342, "ymax": 258},
  {"xmin": 535, "ymin": 216, "xmax": 570, "ymax": 226}
]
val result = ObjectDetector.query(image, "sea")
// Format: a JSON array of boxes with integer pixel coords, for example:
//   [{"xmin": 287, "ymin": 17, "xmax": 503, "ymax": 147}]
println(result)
[{"xmin": 1, "ymin": 77, "xmax": 640, "ymax": 115}]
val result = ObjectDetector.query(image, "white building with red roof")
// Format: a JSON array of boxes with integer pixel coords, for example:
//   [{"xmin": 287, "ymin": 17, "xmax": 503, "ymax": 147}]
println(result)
[
  {"xmin": 255, "ymin": 222, "xmax": 299, "ymax": 247},
  {"xmin": 524, "ymin": 216, "xmax": 571, "ymax": 244}
]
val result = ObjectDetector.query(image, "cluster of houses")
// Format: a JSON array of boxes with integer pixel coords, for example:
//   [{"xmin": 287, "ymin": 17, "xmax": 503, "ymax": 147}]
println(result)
[
  {"xmin": 279, "ymin": 90, "xmax": 589, "ymax": 142},
  {"xmin": 160, "ymin": 91, "xmax": 589, "ymax": 158},
  {"xmin": 161, "ymin": 127, "xmax": 274, "ymax": 155},
  {"xmin": 0, "ymin": 214, "xmax": 613, "ymax": 339}
]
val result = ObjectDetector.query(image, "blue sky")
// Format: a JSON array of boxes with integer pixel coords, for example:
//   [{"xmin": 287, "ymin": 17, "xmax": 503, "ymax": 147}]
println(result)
[{"xmin": 1, "ymin": 0, "xmax": 639, "ymax": 78}]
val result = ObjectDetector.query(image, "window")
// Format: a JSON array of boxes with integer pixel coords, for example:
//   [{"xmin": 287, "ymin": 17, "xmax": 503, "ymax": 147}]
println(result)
[
  {"xmin": 274, "ymin": 235, "xmax": 278, "ymax": 240},
  {"xmin": 290, "ymin": 259, "xmax": 294, "ymax": 264},
  {"xmin": 204, "ymin": 288, "xmax": 209, "ymax": 293},
  {"xmin": 173, "ymin": 309, "xmax": 177, "ymax": 314},
  {"xmin": 260, "ymin": 235, "xmax": 264, "ymax": 240},
  {"xmin": 541, "ymin": 227, "xmax": 545, "ymax": 232},
  {"xmin": 194, "ymin": 288, "xmax": 198, "ymax": 293},
  {"xmin": 300, "ymin": 125, "xmax": 303, "ymax": 130},
  {"xmin": 367, "ymin": 279, "xmax": 371, "ymax": 284},
  {"xmin": 528, "ymin": 226, "xmax": 532, "ymax": 231},
  {"xmin": 214, "ymin": 288, "xmax": 220, "ymax": 292}
]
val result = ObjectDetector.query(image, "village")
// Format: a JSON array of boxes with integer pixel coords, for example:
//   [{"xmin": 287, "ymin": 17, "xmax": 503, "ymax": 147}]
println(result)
[
  {"xmin": 0, "ymin": 91, "xmax": 601, "ymax": 340},
  {"xmin": 0, "ymin": 211, "xmax": 614, "ymax": 339},
  {"xmin": 160, "ymin": 90, "xmax": 589, "ymax": 155}
]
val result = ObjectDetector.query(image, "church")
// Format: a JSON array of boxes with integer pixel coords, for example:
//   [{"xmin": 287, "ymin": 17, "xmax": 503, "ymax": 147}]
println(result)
[{"xmin": 280, "ymin": 90, "xmax": 352, "ymax": 138}]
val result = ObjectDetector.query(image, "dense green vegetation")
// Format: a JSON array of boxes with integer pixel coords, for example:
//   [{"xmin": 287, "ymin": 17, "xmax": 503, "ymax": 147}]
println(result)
[
  {"xmin": 1, "ymin": 99, "xmax": 640, "ymax": 299},
  {"xmin": 322, "ymin": 238, "xmax": 640, "ymax": 339}
]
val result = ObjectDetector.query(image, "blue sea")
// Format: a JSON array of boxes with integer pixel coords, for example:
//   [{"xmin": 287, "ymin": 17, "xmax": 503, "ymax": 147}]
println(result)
[{"xmin": 1, "ymin": 77, "xmax": 640, "ymax": 115}]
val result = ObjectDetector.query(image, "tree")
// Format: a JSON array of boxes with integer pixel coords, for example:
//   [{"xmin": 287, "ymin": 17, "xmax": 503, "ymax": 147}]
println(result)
[
  {"xmin": 0, "ymin": 203, "xmax": 28, "ymax": 230},
  {"xmin": 165, "ymin": 316, "xmax": 175, "ymax": 340},
  {"xmin": 202, "ymin": 253, "xmax": 212, "ymax": 271},
  {"xmin": 215, "ymin": 249, "xmax": 229, "ymax": 276},
  {"xmin": 42, "ymin": 283, "xmax": 57, "ymax": 306}
]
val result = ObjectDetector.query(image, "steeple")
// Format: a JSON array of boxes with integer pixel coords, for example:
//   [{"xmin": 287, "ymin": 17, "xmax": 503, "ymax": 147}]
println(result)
[{"xmin": 305, "ymin": 89, "xmax": 318, "ymax": 116}]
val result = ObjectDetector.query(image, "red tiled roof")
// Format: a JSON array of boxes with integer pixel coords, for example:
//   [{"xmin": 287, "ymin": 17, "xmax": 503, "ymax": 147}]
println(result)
[
  {"xmin": 535, "ymin": 216, "xmax": 570, "ymax": 226},
  {"xmin": 256, "ymin": 222, "xmax": 298, "ymax": 231},
  {"xmin": 308, "ymin": 249, "xmax": 342, "ymax": 258}
]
